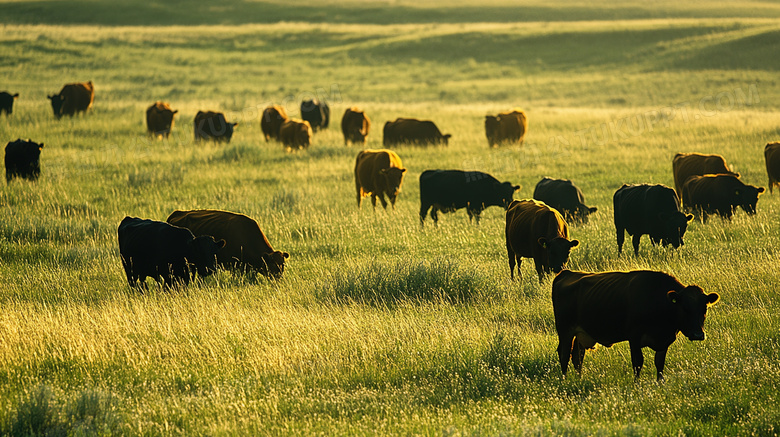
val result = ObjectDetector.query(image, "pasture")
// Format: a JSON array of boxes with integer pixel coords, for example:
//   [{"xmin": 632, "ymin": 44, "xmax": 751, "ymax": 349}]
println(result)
[{"xmin": 1, "ymin": 1, "xmax": 780, "ymax": 434}]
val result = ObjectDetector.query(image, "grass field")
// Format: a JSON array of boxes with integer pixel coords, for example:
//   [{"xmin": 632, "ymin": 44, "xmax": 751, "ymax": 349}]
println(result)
[{"xmin": 1, "ymin": 1, "xmax": 780, "ymax": 435}]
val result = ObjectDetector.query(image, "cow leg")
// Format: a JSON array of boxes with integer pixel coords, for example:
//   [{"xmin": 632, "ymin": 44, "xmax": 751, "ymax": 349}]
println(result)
[
  {"xmin": 355, "ymin": 184, "xmax": 363, "ymax": 208},
  {"xmin": 466, "ymin": 209, "xmax": 473, "ymax": 223},
  {"xmin": 654, "ymin": 348, "xmax": 668, "ymax": 382},
  {"xmin": 431, "ymin": 207, "xmax": 439, "ymax": 226},
  {"xmin": 533, "ymin": 259, "xmax": 545, "ymax": 283},
  {"xmin": 473, "ymin": 210, "xmax": 482, "ymax": 225},
  {"xmin": 571, "ymin": 339, "xmax": 586, "ymax": 374},
  {"xmin": 632, "ymin": 234, "xmax": 642, "ymax": 256},
  {"xmin": 370, "ymin": 194, "xmax": 378, "ymax": 210},
  {"xmin": 629, "ymin": 340, "xmax": 644, "ymax": 381},
  {"xmin": 377, "ymin": 193, "xmax": 388, "ymax": 210},
  {"xmin": 507, "ymin": 245, "xmax": 517, "ymax": 280},
  {"xmin": 616, "ymin": 228, "xmax": 625, "ymax": 254},
  {"xmin": 557, "ymin": 334, "xmax": 575, "ymax": 377},
  {"xmin": 419, "ymin": 204, "xmax": 431, "ymax": 226}
]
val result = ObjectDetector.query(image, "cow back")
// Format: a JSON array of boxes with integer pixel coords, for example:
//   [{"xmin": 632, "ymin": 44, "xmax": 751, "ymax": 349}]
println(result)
[{"xmin": 673, "ymin": 153, "xmax": 735, "ymax": 198}]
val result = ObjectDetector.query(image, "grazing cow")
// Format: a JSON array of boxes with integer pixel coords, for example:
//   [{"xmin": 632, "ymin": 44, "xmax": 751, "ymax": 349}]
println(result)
[
  {"xmin": 419, "ymin": 170, "xmax": 519, "ymax": 226},
  {"xmin": 48, "ymin": 81, "xmax": 94, "ymax": 118},
  {"xmin": 764, "ymin": 142, "xmax": 780, "ymax": 194},
  {"xmin": 383, "ymin": 118, "xmax": 451, "ymax": 147},
  {"xmin": 167, "ymin": 209, "xmax": 290, "ymax": 279},
  {"xmin": 5, "ymin": 139, "xmax": 44, "ymax": 183},
  {"xmin": 485, "ymin": 109, "xmax": 528, "ymax": 147},
  {"xmin": 261, "ymin": 105, "xmax": 289, "ymax": 142},
  {"xmin": 505, "ymin": 199, "xmax": 579, "ymax": 282},
  {"xmin": 300, "ymin": 99, "xmax": 330, "ymax": 131},
  {"xmin": 0, "ymin": 92, "xmax": 19, "ymax": 115},
  {"xmin": 552, "ymin": 269, "xmax": 720, "ymax": 381},
  {"xmin": 279, "ymin": 119, "xmax": 313, "ymax": 150},
  {"xmin": 613, "ymin": 184, "xmax": 693, "ymax": 255},
  {"xmin": 682, "ymin": 174, "xmax": 764, "ymax": 223},
  {"xmin": 146, "ymin": 101, "xmax": 178, "ymax": 139},
  {"xmin": 672, "ymin": 152, "xmax": 738, "ymax": 200},
  {"xmin": 533, "ymin": 177, "xmax": 597, "ymax": 224},
  {"xmin": 355, "ymin": 149, "xmax": 407, "ymax": 210},
  {"xmin": 118, "ymin": 217, "xmax": 225, "ymax": 289},
  {"xmin": 194, "ymin": 111, "xmax": 237, "ymax": 143},
  {"xmin": 341, "ymin": 107, "xmax": 371, "ymax": 145}
]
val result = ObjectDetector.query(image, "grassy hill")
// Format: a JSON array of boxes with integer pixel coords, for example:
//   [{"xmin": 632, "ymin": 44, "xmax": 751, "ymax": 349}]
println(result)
[{"xmin": 1, "ymin": 1, "xmax": 779, "ymax": 435}]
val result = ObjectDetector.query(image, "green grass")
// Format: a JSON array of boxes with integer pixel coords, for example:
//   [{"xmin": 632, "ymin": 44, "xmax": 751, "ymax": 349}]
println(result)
[{"xmin": 1, "ymin": 1, "xmax": 780, "ymax": 435}]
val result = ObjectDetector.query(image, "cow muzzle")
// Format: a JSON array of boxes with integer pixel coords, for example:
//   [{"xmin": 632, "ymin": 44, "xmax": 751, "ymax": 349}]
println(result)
[{"xmin": 686, "ymin": 331, "xmax": 705, "ymax": 341}]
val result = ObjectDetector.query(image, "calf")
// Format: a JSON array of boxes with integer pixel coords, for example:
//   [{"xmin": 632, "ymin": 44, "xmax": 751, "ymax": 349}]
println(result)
[
  {"xmin": 505, "ymin": 199, "xmax": 579, "ymax": 282},
  {"xmin": 682, "ymin": 174, "xmax": 764, "ymax": 223},
  {"xmin": 5, "ymin": 139, "xmax": 44, "ymax": 183},
  {"xmin": 279, "ymin": 119, "xmax": 313, "ymax": 150},
  {"xmin": 0, "ymin": 92, "xmax": 19, "ymax": 115},
  {"xmin": 533, "ymin": 177, "xmax": 597, "ymax": 224},
  {"xmin": 355, "ymin": 149, "xmax": 407, "ymax": 210},
  {"xmin": 420, "ymin": 170, "xmax": 519, "ymax": 226},
  {"xmin": 146, "ymin": 101, "xmax": 178, "ymax": 139},
  {"xmin": 552, "ymin": 269, "xmax": 720, "ymax": 381}
]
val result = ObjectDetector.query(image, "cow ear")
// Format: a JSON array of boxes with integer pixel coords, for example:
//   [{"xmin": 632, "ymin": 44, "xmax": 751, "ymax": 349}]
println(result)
[
  {"xmin": 588, "ymin": 207, "xmax": 598, "ymax": 213},
  {"xmin": 281, "ymin": 251, "xmax": 290, "ymax": 259},
  {"xmin": 569, "ymin": 239, "xmax": 580, "ymax": 248},
  {"xmin": 39, "ymin": 143, "xmax": 45, "ymax": 150},
  {"xmin": 706, "ymin": 292, "xmax": 720, "ymax": 305},
  {"xmin": 173, "ymin": 110, "xmax": 179, "ymax": 114},
  {"xmin": 400, "ymin": 168, "xmax": 407, "ymax": 173},
  {"xmin": 686, "ymin": 214, "xmax": 694, "ymax": 222},
  {"xmin": 216, "ymin": 239, "xmax": 226, "ymax": 248},
  {"xmin": 537, "ymin": 237, "xmax": 548, "ymax": 248},
  {"xmin": 667, "ymin": 291, "xmax": 679, "ymax": 304},
  {"xmin": 513, "ymin": 185, "xmax": 521, "ymax": 191},
  {"xmin": 232, "ymin": 123, "xmax": 239, "ymax": 127},
  {"xmin": 758, "ymin": 187, "xmax": 766, "ymax": 194}
]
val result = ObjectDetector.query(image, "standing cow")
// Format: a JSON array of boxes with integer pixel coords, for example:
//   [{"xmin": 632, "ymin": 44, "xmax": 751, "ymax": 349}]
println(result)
[
  {"xmin": 167, "ymin": 209, "xmax": 290, "ymax": 279},
  {"xmin": 48, "ymin": 81, "xmax": 94, "ymax": 119},
  {"xmin": 672, "ymin": 152, "xmax": 738, "ymax": 200},
  {"xmin": 355, "ymin": 149, "xmax": 407, "ymax": 210},
  {"xmin": 533, "ymin": 177, "xmax": 597, "ymax": 224},
  {"xmin": 194, "ymin": 111, "xmax": 237, "ymax": 143},
  {"xmin": 300, "ymin": 99, "xmax": 329, "ymax": 131},
  {"xmin": 764, "ymin": 142, "xmax": 780, "ymax": 194},
  {"xmin": 552, "ymin": 269, "xmax": 720, "ymax": 381},
  {"xmin": 279, "ymin": 119, "xmax": 313, "ymax": 150},
  {"xmin": 341, "ymin": 107, "xmax": 371, "ymax": 145},
  {"xmin": 505, "ymin": 199, "xmax": 579, "ymax": 282},
  {"xmin": 0, "ymin": 92, "xmax": 19, "ymax": 115},
  {"xmin": 485, "ymin": 109, "xmax": 528, "ymax": 147},
  {"xmin": 682, "ymin": 174, "xmax": 764, "ymax": 223},
  {"xmin": 261, "ymin": 105, "xmax": 289, "ymax": 142},
  {"xmin": 613, "ymin": 184, "xmax": 693, "ymax": 255},
  {"xmin": 146, "ymin": 101, "xmax": 178, "ymax": 139},
  {"xmin": 383, "ymin": 118, "xmax": 451, "ymax": 147},
  {"xmin": 118, "ymin": 217, "xmax": 225, "ymax": 289},
  {"xmin": 419, "ymin": 170, "xmax": 519, "ymax": 226},
  {"xmin": 5, "ymin": 139, "xmax": 44, "ymax": 183}
]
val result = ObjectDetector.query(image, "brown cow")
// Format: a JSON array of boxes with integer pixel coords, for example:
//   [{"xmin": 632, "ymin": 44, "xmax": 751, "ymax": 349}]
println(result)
[
  {"xmin": 485, "ymin": 109, "xmax": 528, "ymax": 147},
  {"xmin": 355, "ymin": 149, "xmax": 406, "ymax": 210},
  {"xmin": 194, "ymin": 111, "xmax": 237, "ymax": 143},
  {"xmin": 167, "ymin": 209, "xmax": 289, "ymax": 279},
  {"xmin": 0, "ymin": 92, "xmax": 19, "ymax": 115},
  {"xmin": 764, "ymin": 142, "xmax": 780, "ymax": 194},
  {"xmin": 341, "ymin": 107, "xmax": 371, "ymax": 145},
  {"xmin": 682, "ymin": 174, "xmax": 764, "ymax": 223},
  {"xmin": 672, "ymin": 152, "xmax": 738, "ymax": 200},
  {"xmin": 146, "ymin": 101, "xmax": 178, "ymax": 139},
  {"xmin": 279, "ymin": 119, "xmax": 312, "ymax": 150},
  {"xmin": 552, "ymin": 269, "xmax": 720, "ymax": 381},
  {"xmin": 48, "ymin": 81, "xmax": 94, "ymax": 119},
  {"xmin": 261, "ymin": 105, "xmax": 289, "ymax": 142},
  {"xmin": 505, "ymin": 199, "xmax": 579, "ymax": 282},
  {"xmin": 383, "ymin": 118, "xmax": 450, "ymax": 146}
]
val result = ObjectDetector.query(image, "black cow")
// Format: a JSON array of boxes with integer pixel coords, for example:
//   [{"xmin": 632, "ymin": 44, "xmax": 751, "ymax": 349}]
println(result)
[
  {"xmin": 552, "ymin": 269, "xmax": 720, "ymax": 381},
  {"xmin": 194, "ymin": 111, "xmax": 237, "ymax": 143},
  {"xmin": 300, "ymin": 99, "xmax": 330, "ymax": 131},
  {"xmin": 118, "ymin": 217, "xmax": 225, "ymax": 289},
  {"xmin": 0, "ymin": 92, "xmax": 19, "ymax": 115},
  {"xmin": 5, "ymin": 139, "xmax": 44, "ymax": 183},
  {"xmin": 613, "ymin": 184, "xmax": 693, "ymax": 255},
  {"xmin": 533, "ymin": 177, "xmax": 597, "ymax": 224},
  {"xmin": 682, "ymin": 174, "xmax": 765, "ymax": 223},
  {"xmin": 419, "ymin": 170, "xmax": 520, "ymax": 226}
]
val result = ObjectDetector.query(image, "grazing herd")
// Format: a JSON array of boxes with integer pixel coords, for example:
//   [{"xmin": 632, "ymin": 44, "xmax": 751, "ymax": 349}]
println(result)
[{"xmin": 4, "ymin": 80, "xmax": 777, "ymax": 382}]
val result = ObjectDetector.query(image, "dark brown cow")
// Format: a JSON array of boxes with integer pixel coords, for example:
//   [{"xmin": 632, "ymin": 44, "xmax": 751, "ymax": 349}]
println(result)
[
  {"xmin": 48, "ymin": 81, "xmax": 94, "ymax": 118},
  {"xmin": 194, "ymin": 111, "xmax": 237, "ymax": 143},
  {"xmin": 672, "ymin": 152, "xmax": 738, "ymax": 200},
  {"xmin": 505, "ymin": 199, "xmax": 579, "ymax": 282},
  {"xmin": 552, "ymin": 269, "xmax": 720, "ymax": 381},
  {"xmin": 279, "ymin": 119, "xmax": 312, "ymax": 150},
  {"xmin": 261, "ymin": 105, "xmax": 289, "ymax": 142},
  {"xmin": 167, "ymin": 209, "xmax": 290, "ymax": 279},
  {"xmin": 485, "ymin": 109, "xmax": 528, "ymax": 147},
  {"xmin": 146, "ymin": 101, "xmax": 178, "ymax": 139},
  {"xmin": 355, "ymin": 149, "xmax": 406, "ymax": 210},
  {"xmin": 383, "ymin": 118, "xmax": 451, "ymax": 146},
  {"xmin": 0, "ymin": 92, "xmax": 19, "ymax": 115},
  {"xmin": 682, "ymin": 174, "xmax": 764, "ymax": 223},
  {"xmin": 341, "ymin": 107, "xmax": 371, "ymax": 145},
  {"xmin": 764, "ymin": 142, "xmax": 780, "ymax": 194}
]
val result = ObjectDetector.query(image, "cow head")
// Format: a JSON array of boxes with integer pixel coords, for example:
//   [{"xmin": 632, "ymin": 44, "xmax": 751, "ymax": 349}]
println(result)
[
  {"xmin": 48, "ymin": 94, "xmax": 64, "ymax": 118},
  {"xmin": 573, "ymin": 205, "xmax": 598, "ymax": 224},
  {"xmin": 495, "ymin": 182, "xmax": 521, "ymax": 209},
  {"xmin": 380, "ymin": 167, "xmax": 407, "ymax": 204},
  {"xmin": 659, "ymin": 211, "xmax": 694, "ymax": 248},
  {"xmin": 734, "ymin": 185, "xmax": 765, "ymax": 215},
  {"xmin": 186, "ymin": 236, "xmax": 226, "ymax": 277},
  {"xmin": 668, "ymin": 285, "xmax": 720, "ymax": 341},
  {"xmin": 261, "ymin": 251, "xmax": 290, "ymax": 279},
  {"xmin": 224, "ymin": 123, "xmax": 238, "ymax": 143},
  {"xmin": 442, "ymin": 134, "xmax": 452, "ymax": 146},
  {"xmin": 538, "ymin": 237, "xmax": 579, "ymax": 273}
]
